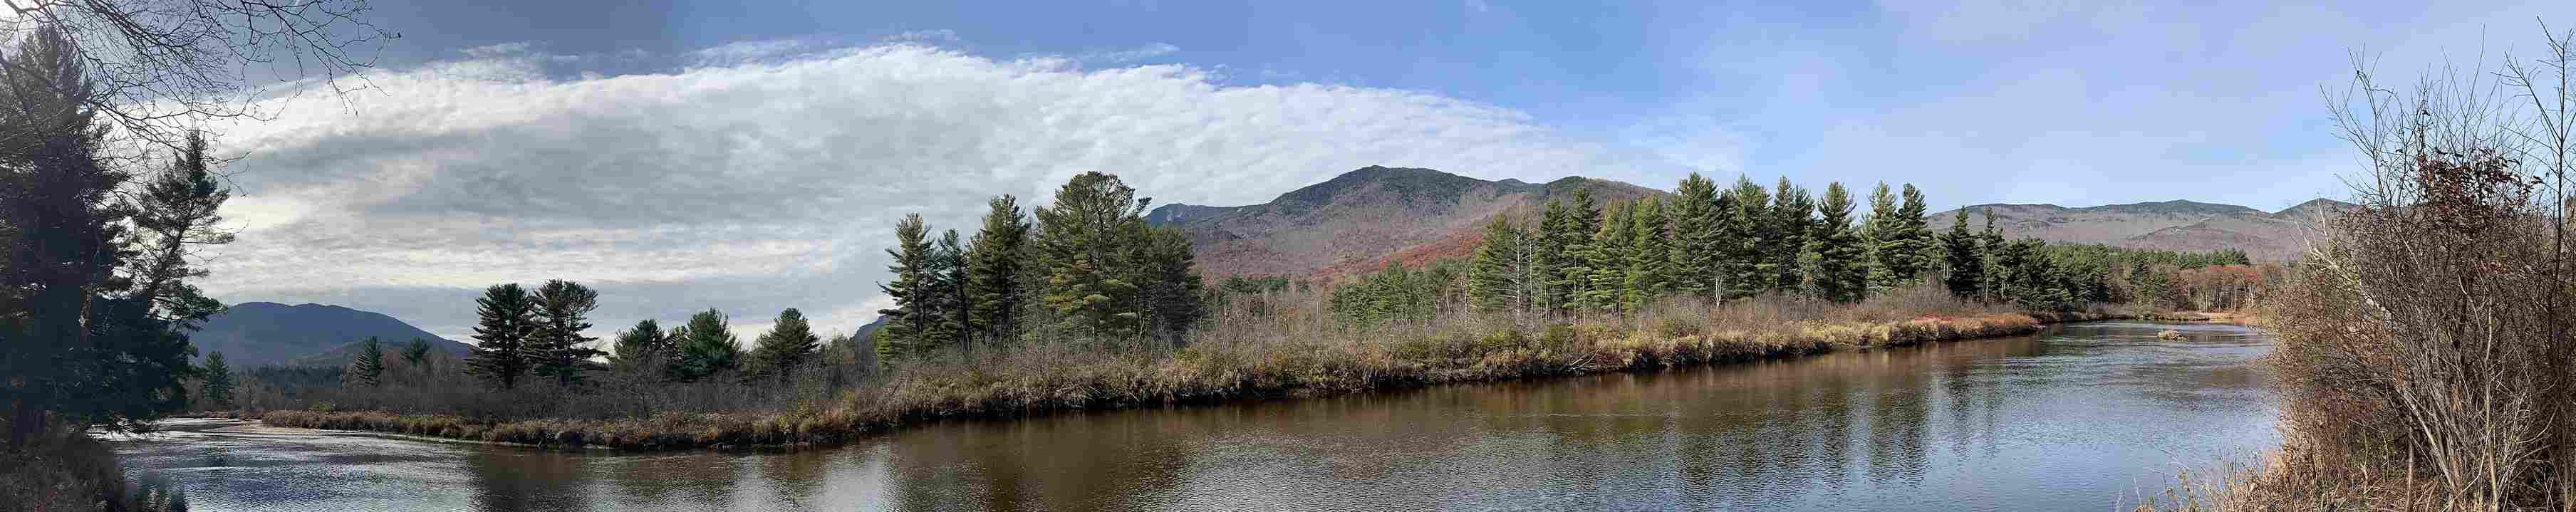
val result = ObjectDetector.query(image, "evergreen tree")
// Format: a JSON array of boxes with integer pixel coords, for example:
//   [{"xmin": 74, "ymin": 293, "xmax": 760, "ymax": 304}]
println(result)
[
  {"xmin": 1717, "ymin": 177, "xmax": 1771, "ymax": 301},
  {"xmin": 609, "ymin": 319, "xmax": 667, "ymax": 373},
  {"xmin": 464, "ymin": 283, "xmax": 535, "ymax": 390},
  {"xmin": 966, "ymin": 195, "xmax": 1032, "ymax": 344},
  {"xmin": 529, "ymin": 279, "xmax": 605, "ymax": 387},
  {"xmin": 200, "ymin": 352, "xmax": 234, "ymax": 409},
  {"xmin": 931, "ymin": 229, "xmax": 970, "ymax": 350},
  {"xmin": 1668, "ymin": 173, "xmax": 1722, "ymax": 299},
  {"xmin": 1801, "ymin": 183, "xmax": 1869, "ymax": 303},
  {"xmin": 1624, "ymin": 197, "xmax": 1673, "ymax": 310},
  {"xmin": 347, "ymin": 337, "xmax": 383, "ymax": 387},
  {"xmin": 876, "ymin": 214, "xmax": 939, "ymax": 362},
  {"xmin": 1768, "ymin": 178, "xmax": 1814, "ymax": 293},
  {"xmin": 1137, "ymin": 226, "xmax": 1206, "ymax": 345},
  {"xmin": 669, "ymin": 308, "xmax": 742, "ymax": 381},
  {"xmin": 400, "ymin": 338, "xmax": 432, "ymax": 367},
  {"xmin": 125, "ymin": 129, "xmax": 234, "ymax": 328},
  {"xmin": 1866, "ymin": 184, "xmax": 1938, "ymax": 293},
  {"xmin": 1583, "ymin": 201, "xmax": 1633, "ymax": 313},
  {"xmin": 1033, "ymin": 172, "xmax": 1151, "ymax": 339},
  {"xmin": 1861, "ymin": 182, "xmax": 1902, "ymax": 293},
  {"xmin": 1552, "ymin": 188, "xmax": 1603, "ymax": 315},
  {"xmin": 1530, "ymin": 199, "xmax": 1573, "ymax": 314},
  {"xmin": 750, "ymin": 308, "xmax": 821, "ymax": 380},
  {"xmin": 1978, "ymin": 210, "xmax": 2008, "ymax": 299},
  {"xmin": 1468, "ymin": 214, "xmax": 1532, "ymax": 315},
  {"xmin": 1939, "ymin": 213, "xmax": 1985, "ymax": 300}
]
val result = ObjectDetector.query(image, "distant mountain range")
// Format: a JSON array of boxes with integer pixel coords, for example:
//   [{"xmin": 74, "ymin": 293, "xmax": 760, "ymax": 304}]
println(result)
[
  {"xmin": 191, "ymin": 302, "xmax": 471, "ymax": 367},
  {"xmin": 1146, "ymin": 166, "xmax": 1662, "ymax": 277},
  {"xmin": 1926, "ymin": 199, "xmax": 2354, "ymax": 262},
  {"xmin": 1153, "ymin": 166, "xmax": 2347, "ymax": 276}
]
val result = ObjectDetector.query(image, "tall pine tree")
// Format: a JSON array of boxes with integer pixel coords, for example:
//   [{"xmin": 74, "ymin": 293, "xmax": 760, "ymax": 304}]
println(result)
[
  {"xmin": 1034, "ymin": 172, "xmax": 1151, "ymax": 340},
  {"xmin": 1668, "ymin": 173, "xmax": 1722, "ymax": 300},
  {"xmin": 1861, "ymin": 182, "xmax": 1904, "ymax": 293},
  {"xmin": 1137, "ymin": 226, "xmax": 1206, "ymax": 345},
  {"xmin": 1802, "ymin": 183, "xmax": 1869, "ymax": 303},
  {"xmin": 669, "ymin": 308, "xmax": 742, "ymax": 380},
  {"xmin": 347, "ymin": 338, "xmax": 383, "ymax": 387},
  {"xmin": 1583, "ymin": 201, "xmax": 1633, "ymax": 313},
  {"xmin": 750, "ymin": 308, "xmax": 820, "ymax": 380},
  {"xmin": 465, "ymin": 283, "xmax": 534, "ymax": 390},
  {"xmin": 1718, "ymin": 177, "xmax": 1772, "ymax": 301},
  {"xmin": 1553, "ymin": 188, "xmax": 1604, "ymax": 315},
  {"xmin": 609, "ymin": 319, "xmax": 668, "ymax": 373},
  {"xmin": 1530, "ymin": 199, "xmax": 1574, "ymax": 315},
  {"xmin": 876, "ymin": 214, "xmax": 939, "ymax": 362},
  {"xmin": 932, "ymin": 229, "xmax": 970, "ymax": 350},
  {"xmin": 1768, "ymin": 177, "xmax": 1814, "ymax": 293},
  {"xmin": 1623, "ymin": 197, "xmax": 1673, "ymax": 310},
  {"xmin": 1468, "ymin": 214, "xmax": 1532, "ymax": 315},
  {"xmin": 966, "ymin": 195, "xmax": 1032, "ymax": 344},
  {"xmin": 529, "ymin": 279, "xmax": 604, "ymax": 387},
  {"xmin": 1939, "ymin": 212, "xmax": 1985, "ymax": 300}
]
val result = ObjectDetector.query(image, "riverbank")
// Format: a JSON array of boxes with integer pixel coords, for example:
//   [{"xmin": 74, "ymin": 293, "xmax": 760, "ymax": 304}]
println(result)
[
  {"xmin": 259, "ymin": 307, "xmax": 2136, "ymax": 451},
  {"xmin": 3, "ymin": 425, "xmax": 135, "ymax": 512}
]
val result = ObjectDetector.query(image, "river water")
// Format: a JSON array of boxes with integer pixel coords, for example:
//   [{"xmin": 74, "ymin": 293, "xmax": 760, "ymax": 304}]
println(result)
[{"xmin": 112, "ymin": 321, "xmax": 2276, "ymax": 511}]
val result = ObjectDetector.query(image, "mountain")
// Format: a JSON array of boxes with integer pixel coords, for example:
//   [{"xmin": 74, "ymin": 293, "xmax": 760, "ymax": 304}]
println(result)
[
  {"xmin": 190, "ymin": 302, "xmax": 472, "ymax": 367},
  {"xmin": 1926, "ymin": 199, "xmax": 2356, "ymax": 261},
  {"xmin": 1146, "ymin": 166, "xmax": 1663, "ymax": 276}
]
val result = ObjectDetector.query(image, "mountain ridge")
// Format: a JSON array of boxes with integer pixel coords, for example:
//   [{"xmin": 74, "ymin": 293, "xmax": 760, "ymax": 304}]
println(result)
[{"xmin": 192, "ymin": 301, "xmax": 472, "ymax": 367}]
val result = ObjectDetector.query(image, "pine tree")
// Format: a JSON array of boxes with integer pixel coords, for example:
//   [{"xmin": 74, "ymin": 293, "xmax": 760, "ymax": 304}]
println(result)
[
  {"xmin": 465, "ymin": 283, "xmax": 534, "ymax": 390},
  {"xmin": 200, "ymin": 352, "xmax": 234, "ymax": 409},
  {"xmin": 1768, "ymin": 178, "xmax": 1814, "ymax": 293},
  {"xmin": 1468, "ymin": 214, "xmax": 1532, "ymax": 315},
  {"xmin": 1939, "ymin": 213, "xmax": 1985, "ymax": 300},
  {"xmin": 931, "ymin": 229, "xmax": 970, "ymax": 350},
  {"xmin": 1861, "ymin": 183, "xmax": 1903, "ymax": 293},
  {"xmin": 1553, "ymin": 188, "xmax": 1603, "ymax": 315},
  {"xmin": 1034, "ymin": 172, "xmax": 1151, "ymax": 339},
  {"xmin": 1802, "ymin": 183, "xmax": 1869, "ymax": 303},
  {"xmin": 669, "ymin": 308, "xmax": 742, "ymax": 381},
  {"xmin": 750, "ymin": 308, "xmax": 821, "ymax": 380},
  {"xmin": 1584, "ymin": 201, "xmax": 1633, "ymax": 313},
  {"xmin": 966, "ymin": 195, "xmax": 1032, "ymax": 344},
  {"xmin": 1899, "ymin": 184, "xmax": 1938, "ymax": 277},
  {"xmin": 1978, "ymin": 210, "xmax": 2008, "ymax": 299},
  {"xmin": 608, "ymin": 319, "xmax": 666, "ymax": 372},
  {"xmin": 1717, "ymin": 177, "xmax": 1771, "ymax": 301},
  {"xmin": 529, "ymin": 279, "xmax": 605, "ymax": 387},
  {"xmin": 1668, "ymin": 173, "xmax": 1722, "ymax": 299},
  {"xmin": 1530, "ymin": 199, "xmax": 1572, "ymax": 315},
  {"xmin": 1624, "ymin": 197, "xmax": 1673, "ymax": 310},
  {"xmin": 347, "ymin": 337, "xmax": 383, "ymax": 387},
  {"xmin": 876, "ymin": 214, "xmax": 938, "ymax": 362},
  {"xmin": 1137, "ymin": 226, "xmax": 1206, "ymax": 345},
  {"xmin": 400, "ymin": 338, "xmax": 432, "ymax": 367}
]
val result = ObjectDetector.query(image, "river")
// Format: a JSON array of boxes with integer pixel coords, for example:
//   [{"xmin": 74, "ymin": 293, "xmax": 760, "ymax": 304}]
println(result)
[{"xmin": 112, "ymin": 321, "xmax": 2276, "ymax": 511}]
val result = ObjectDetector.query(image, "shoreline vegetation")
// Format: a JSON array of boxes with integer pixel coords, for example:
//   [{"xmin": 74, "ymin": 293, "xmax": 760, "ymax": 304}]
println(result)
[{"xmin": 251, "ymin": 301, "xmax": 2151, "ymax": 451}]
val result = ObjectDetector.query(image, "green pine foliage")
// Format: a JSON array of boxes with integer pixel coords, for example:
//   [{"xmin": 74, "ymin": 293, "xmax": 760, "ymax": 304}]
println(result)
[
  {"xmin": 876, "ymin": 214, "xmax": 940, "ymax": 362},
  {"xmin": 400, "ymin": 338, "xmax": 432, "ymax": 366},
  {"xmin": 1137, "ymin": 226, "xmax": 1208, "ymax": 344},
  {"xmin": 1329, "ymin": 259, "xmax": 1467, "ymax": 328},
  {"xmin": 465, "ymin": 283, "xmax": 535, "ymax": 390},
  {"xmin": 1767, "ymin": 177, "xmax": 1814, "ymax": 294},
  {"xmin": 669, "ymin": 308, "xmax": 742, "ymax": 381},
  {"xmin": 1033, "ymin": 172, "xmax": 1153, "ymax": 340},
  {"xmin": 1584, "ymin": 201, "xmax": 1634, "ymax": 313},
  {"xmin": 347, "ymin": 338, "xmax": 384, "ymax": 387},
  {"xmin": 1940, "ymin": 213, "xmax": 1985, "ymax": 300},
  {"xmin": 750, "ymin": 308, "xmax": 821, "ymax": 380},
  {"xmin": 1801, "ymin": 182, "xmax": 1869, "ymax": 303},
  {"xmin": 966, "ymin": 195, "xmax": 1032, "ymax": 344},
  {"xmin": 1468, "ymin": 214, "xmax": 1533, "ymax": 315},
  {"xmin": 200, "ymin": 352, "xmax": 234, "ymax": 409},
  {"xmin": 529, "ymin": 279, "xmax": 605, "ymax": 387},
  {"xmin": 609, "ymin": 320, "xmax": 667, "ymax": 372},
  {"xmin": 1530, "ymin": 199, "xmax": 1574, "ymax": 314},
  {"xmin": 1552, "ymin": 188, "xmax": 1604, "ymax": 315},
  {"xmin": 1718, "ymin": 177, "xmax": 1771, "ymax": 301},
  {"xmin": 1668, "ymin": 173, "xmax": 1722, "ymax": 299},
  {"xmin": 1623, "ymin": 197, "xmax": 1673, "ymax": 310}
]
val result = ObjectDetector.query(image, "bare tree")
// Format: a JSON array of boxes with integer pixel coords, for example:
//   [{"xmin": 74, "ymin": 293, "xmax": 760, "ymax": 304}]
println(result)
[{"xmin": 0, "ymin": 0, "xmax": 393, "ymax": 145}]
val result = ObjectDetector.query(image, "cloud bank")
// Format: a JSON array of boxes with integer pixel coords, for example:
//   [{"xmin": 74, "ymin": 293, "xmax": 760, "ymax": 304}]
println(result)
[{"xmin": 197, "ymin": 41, "xmax": 1690, "ymax": 341}]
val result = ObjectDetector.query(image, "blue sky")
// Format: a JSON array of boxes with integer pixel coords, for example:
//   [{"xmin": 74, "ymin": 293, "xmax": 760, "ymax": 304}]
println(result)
[{"xmin": 199, "ymin": 0, "xmax": 2576, "ymax": 339}]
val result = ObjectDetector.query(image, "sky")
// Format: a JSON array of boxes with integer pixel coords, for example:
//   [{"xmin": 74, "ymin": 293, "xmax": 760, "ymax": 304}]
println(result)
[{"xmin": 192, "ymin": 0, "xmax": 2576, "ymax": 341}]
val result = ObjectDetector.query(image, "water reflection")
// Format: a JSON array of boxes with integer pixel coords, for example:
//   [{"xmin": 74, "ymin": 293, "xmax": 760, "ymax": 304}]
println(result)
[{"xmin": 115, "ymin": 322, "xmax": 2275, "ymax": 511}]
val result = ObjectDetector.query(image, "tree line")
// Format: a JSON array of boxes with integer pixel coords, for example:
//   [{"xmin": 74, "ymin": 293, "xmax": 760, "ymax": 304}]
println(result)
[
  {"xmin": 873, "ymin": 172, "xmax": 1208, "ymax": 360},
  {"xmin": 1324, "ymin": 173, "xmax": 2275, "ymax": 325}
]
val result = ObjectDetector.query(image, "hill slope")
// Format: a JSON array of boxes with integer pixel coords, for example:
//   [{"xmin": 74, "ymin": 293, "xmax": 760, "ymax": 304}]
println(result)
[
  {"xmin": 192, "ymin": 302, "xmax": 472, "ymax": 367},
  {"xmin": 1926, "ymin": 199, "xmax": 2355, "ymax": 261},
  {"xmin": 1146, "ymin": 166, "xmax": 1663, "ymax": 276}
]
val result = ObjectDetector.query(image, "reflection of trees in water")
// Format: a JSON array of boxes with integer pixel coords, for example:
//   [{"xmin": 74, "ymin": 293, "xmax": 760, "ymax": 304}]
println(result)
[
  {"xmin": 466, "ymin": 448, "xmax": 589, "ymax": 512},
  {"xmin": 884, "ymin": 409, "xmax": 1203, "ymax": 512},
  {"xmin": 757, "ymin": 451, "xmax": 830, "ymax": 506},
  {"xmin": 606, "ymin": 453, "xmax": 737, "ymax": 509}
]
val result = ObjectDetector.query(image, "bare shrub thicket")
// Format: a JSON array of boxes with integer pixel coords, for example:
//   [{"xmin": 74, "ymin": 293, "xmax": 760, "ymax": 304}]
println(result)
[{"xmin": 2156, "ymin": 24, "xmax": 2576, "ymax": 512}]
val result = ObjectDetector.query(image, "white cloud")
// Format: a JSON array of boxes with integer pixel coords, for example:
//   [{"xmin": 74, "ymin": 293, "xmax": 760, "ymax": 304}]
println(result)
[{"xmin": 197, "ymin": 41, "xmax": 1690, "ymax": 342}]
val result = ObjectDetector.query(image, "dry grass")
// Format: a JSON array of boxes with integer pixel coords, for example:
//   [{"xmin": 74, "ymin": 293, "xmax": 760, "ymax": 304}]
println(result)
[
  {"xmin": 260, "ymin": 285, "xmax": 2127, "ymax": 451},
  {"xmin": 1, "ymin": 423, "xmax": 132, "ymax": 512}
]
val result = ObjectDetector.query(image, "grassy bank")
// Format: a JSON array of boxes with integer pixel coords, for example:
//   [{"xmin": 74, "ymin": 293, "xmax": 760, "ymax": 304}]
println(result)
[
  {"xmin": 0, "ymin": 422, "xmax": 186, "ymax": 512},
  {"xmin": 261, "ymin": 296, "xmax": 2131, "ymax": 451}
]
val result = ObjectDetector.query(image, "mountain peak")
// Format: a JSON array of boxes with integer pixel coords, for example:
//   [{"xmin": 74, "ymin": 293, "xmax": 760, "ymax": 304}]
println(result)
[{"xmin": 194, "ymin": 301, "xmax": 468, "ymax": 367}]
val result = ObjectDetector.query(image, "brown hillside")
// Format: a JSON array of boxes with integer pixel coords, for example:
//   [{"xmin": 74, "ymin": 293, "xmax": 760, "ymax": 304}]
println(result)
[
  {"xmin": 1926, "ymin": 199, "xmax": 2354, "ymax": 261},
  {"xmin": 1146, "ymin": 166, "xmax": 1662, "ymax": 277}
]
